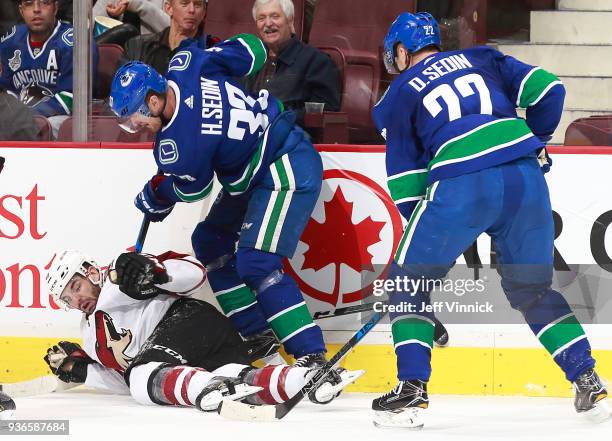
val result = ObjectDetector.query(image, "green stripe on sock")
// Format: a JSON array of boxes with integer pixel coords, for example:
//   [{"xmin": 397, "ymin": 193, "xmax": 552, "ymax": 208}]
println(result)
[
  {"xmin": 391, "ymin": 316, "xmax": 435, "ymax": 349},
  {"xmin": 538, "ymin": 315, "xmax": 586, "ymax": 356},
  {"xmin": 215, "ymin": 285, "xmax": 256, "ymax": 316},
  {"xmin": 269, "ymin": 304, "xmax": 314, "ymax": 341},
  {"xmin": 429, "ymin": 119, "xmax": 533, "ymax": 171},
  {"xmin": 387, "ymin": 170, "xmax": 428, "ymax": 202},
  {"xmin": 519, "ymin": 68, "xmax": 560, "ymax": 108}
]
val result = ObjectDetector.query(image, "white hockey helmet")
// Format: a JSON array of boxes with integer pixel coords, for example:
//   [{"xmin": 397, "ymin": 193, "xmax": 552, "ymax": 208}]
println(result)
[{"xmin": 46, "ymin": 250, "xmax": 103, "ymax": 310}]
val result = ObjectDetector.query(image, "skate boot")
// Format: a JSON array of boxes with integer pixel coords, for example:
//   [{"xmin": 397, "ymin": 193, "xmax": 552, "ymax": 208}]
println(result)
[
  {"xmin": 243, "ymin": 329, "xmax": 283, "ymax": 365},
  {"xmin": 195, "ymin": 376, "xmax": 262, "ymax": 412},
  {"xmin": 293, "ymin": 352, "xmax": 327, "ymax": 369},
  {"xmin": 572, "ymin": 369, "xmax": 610, "ymax": 423},
  {"xmin": 372, "ymin": 380, "xmax": 428, "ymax": 429},
  {"xmin": 308, "ymin": 367, "xmax": 366, "ymax": 404}
]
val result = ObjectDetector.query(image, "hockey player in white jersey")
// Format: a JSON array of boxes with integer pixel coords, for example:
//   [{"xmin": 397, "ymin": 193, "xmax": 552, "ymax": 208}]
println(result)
[{"xmin": 44, "ymin": 250, "xmax": 362, "ymax": 412}]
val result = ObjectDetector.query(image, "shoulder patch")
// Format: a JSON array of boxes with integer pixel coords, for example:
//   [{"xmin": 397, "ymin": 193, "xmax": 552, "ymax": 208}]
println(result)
[
  {"xmin": 0, "ymin": 26, "xmax": 16, "ymax": 43},
  {"xmin": 158, "ymin": 139, "xmax": 179, "ymax": 165},
  {"xmin": 168, "ymin": 51, "xmax": 191, "ymax": 72},
  {"xmin": 8, "ymin": 49, "xmax": 21, "ymax": 72},
  {"xmin": 61, "ymin": 28, "xmax": 73, "ymax": 47}
]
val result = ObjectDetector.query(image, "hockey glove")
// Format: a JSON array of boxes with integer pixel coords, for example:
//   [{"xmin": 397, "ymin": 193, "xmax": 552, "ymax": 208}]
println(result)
[
  {"xmin": 113, "ymin": 252, "xmax": 170, "ymax": 300},
  {"xmin": 44, "ymin": 341, "xmax": 93, "ymax": 384},
  {"xmin": 134, "ymin": 175, "xmax": 175, "ymax": 222}
]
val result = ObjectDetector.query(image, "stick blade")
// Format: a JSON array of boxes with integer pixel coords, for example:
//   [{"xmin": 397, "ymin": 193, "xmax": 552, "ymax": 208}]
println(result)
[
  {"xmin": 218, "ymin": 399, "xmax": 277, "ymax": 422},
  {"xmin": 0, "ymin": 376, "xmax": 58, "ymax": 397}
]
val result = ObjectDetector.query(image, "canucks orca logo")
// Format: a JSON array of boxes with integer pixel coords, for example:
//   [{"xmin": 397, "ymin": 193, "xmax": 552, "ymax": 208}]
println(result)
[
  {"xmin": 19, "ymin": 84, "xmax": 53, "ymax": 107},
  {"xmin": 62, "ymin": 28, "xmax": 74, "ymax": 47},
  {"xmin": 8, "ymin": 50, "xmax": 21, "ymax": 72},
  {"xmin": 120, "ymin": 71, "xmax": 135, "ymax": 87},
  {"xmin": 168, "ymin": 51, "xmax": 191, "ymax": 72},
  {"xmin": 158, "ymin": 139, "xmax": 179, "ymax": 164}
]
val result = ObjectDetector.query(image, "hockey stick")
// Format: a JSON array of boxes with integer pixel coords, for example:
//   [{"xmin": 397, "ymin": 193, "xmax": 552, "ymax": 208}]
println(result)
[
  {"xmin": 312, "ymin": 302, "xmax": 379, "ymax": 320},
  {"xmin": 218, "ymin": 309, "xmax": 387, "ymax": 421},
  {"xmin": 313, "ymin": 302, "xmax": 449, "ymax": 347},
  {"xmin": 109, "ymin": 169, "xmax": 161, "ymax": 283},
  {"xmin": 0, "ymin": 376, "xmax": 78, "ymax": 397}
]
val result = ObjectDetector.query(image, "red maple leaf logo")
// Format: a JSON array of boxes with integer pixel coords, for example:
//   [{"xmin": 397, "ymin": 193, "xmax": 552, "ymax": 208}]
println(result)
[{"xmin": 298, "ymin": 187, "xmax": 385, "ymax": 304}]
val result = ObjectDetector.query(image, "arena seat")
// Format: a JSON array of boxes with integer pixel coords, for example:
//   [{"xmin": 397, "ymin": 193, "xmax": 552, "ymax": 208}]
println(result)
[
  {"xmin": 564, "ymin": 116, "xmax": 612, "ymax": 146},
  {"xmin": 95, "ymin": 44, "xmax": 125, "ymax": 99},
  {"xmin": 56, "ymin": 116, "xmax": 155, "ymax": 143},
  {"xmin": 205, "ymin": 0, "xmax": 305, "ymax": 41},
  {"xmin": 309, "ymin": 0, "xmax": 415, "ymax": 143}
]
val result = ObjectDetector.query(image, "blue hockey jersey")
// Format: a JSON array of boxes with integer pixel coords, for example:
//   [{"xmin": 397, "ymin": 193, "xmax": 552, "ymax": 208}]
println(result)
[
  {"xmin": 0, "ymin": 21, "xmax": 98, "ymax": 117},
  {"xmin": 372, "ymin": 45, "xmax": 565, "ymax": 220},
  {"xmin": 152, "ymin": 34, "xmax": 292, "ymax": 204}
]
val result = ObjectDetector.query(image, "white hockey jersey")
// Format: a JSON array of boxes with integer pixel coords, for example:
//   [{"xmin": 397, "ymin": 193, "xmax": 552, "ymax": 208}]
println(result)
[{"xmin": 81, "ymin": 252, "xmax": 206, "ymax": 394}]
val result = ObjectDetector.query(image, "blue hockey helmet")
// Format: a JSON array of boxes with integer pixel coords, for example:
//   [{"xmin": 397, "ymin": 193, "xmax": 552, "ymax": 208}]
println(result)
[
  {"xmin": 383, "ymin": 12, "xmax": 441, "ymax": 74},
  {"xmin": 109, "ymin": 61, "xmax": 167, "ymax": 132}
]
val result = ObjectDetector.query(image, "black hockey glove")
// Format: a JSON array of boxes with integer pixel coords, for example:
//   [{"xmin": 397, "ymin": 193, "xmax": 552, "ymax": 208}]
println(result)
[
  {"xmin": 113, "ymin": 252, "xmax": 170, "ymax": 300},
  {"xmin": 44, "ymin": 341, "xmax": 93, "ymax": 384}
]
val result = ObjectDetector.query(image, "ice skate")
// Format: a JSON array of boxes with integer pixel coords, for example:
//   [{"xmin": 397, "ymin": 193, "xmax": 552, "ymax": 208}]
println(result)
[
  {"xmin": 243, "ymin": 329, "xmax": 283, "ymax": 365},
  {"xmin": 372, "ymin": 380, "xmax": 428, "ymax": 429},
  {"xmin": 293, "ymin": 352, "xmax": 327, "ymax": 369},
  {"xmin": 308, "ymin": 367, "xmax": 366, "ymax": 404},
  {"xmin": 573, "ymin": 369, "xmax": 610, "ymax": 423},
  {"xmin": 195, "ymin": 377, "xmax": 262, "ymax": 412}
]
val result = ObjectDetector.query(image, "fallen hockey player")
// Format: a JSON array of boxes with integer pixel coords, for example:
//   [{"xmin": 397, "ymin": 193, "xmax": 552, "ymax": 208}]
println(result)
[{"xmin": 44, "ymin": 250, "xmax": 363, "ymax": 412}]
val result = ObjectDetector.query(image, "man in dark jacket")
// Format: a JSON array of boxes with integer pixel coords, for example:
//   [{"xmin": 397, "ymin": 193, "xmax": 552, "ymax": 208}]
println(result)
[
  {"xmin": 246, "ymin": 0, "xmax": 340, "ymax": 128},
  {"xmin": 123, "ymin": 0, "xmax": 218, "ymax": 74}
]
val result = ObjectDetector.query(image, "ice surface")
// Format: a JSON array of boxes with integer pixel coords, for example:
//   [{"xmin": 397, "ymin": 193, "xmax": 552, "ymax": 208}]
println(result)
[{"xmin": 5, "ymin": 389, "xmax": 611, "ymax": 441}]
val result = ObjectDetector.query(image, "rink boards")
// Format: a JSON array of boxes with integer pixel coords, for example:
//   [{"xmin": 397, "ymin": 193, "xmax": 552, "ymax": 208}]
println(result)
[{"xmin": 1, "ymin": 142, "xmax": 612, "ymax": 396}]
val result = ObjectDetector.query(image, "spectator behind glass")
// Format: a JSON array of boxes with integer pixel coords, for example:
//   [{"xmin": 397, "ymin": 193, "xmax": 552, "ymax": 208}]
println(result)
[
  {"xmin": 0, "ymin": 0, "xmax": 99, "ymax": 124},
  {"xmin": 93, "ymin": 0, "xmax": 170, "ymax": 36},
  {"xmin": 123, "ymin": 0, "xmax": 218, "ymax": 75},
  {"xmin": 0, "ymin": 89, "xmax": 38, "ymax": 140},
  {"xmin": 245, "ymin": 0, "xmax": 340, "ymax": 129}
]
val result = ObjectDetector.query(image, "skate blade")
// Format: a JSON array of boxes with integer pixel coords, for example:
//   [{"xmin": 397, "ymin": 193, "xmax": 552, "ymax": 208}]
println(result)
[
  {"xmin": 218, "ymin": 399, "xmax": 277, "ymax": 422},
  {"xmin": 315, "ymin": 369, "xmax": 366, "ymax": 402},
  {"xmin": 373, "ymin": 408, "xmax": 425, "ymax": 430},
  {"xmin": 199, "ymin": 385, "xmax": 263, "ymax": 412},
  {"xmin": 582, "ymin": 398, "xmax": 611, "ymax": 424}
]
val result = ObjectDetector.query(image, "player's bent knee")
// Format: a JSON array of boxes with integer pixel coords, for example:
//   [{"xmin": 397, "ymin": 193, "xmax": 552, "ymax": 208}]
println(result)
[
  {"xmin": 128, "ymin": 362, "xmax": 167, "ymax": 406},
  {"xmin": 191, "ymin": 221, "xmax": 236, "ymax": 264},
  {"xmin": 236, "ymin": 248, "xmax": 283, "ymax": 288}
]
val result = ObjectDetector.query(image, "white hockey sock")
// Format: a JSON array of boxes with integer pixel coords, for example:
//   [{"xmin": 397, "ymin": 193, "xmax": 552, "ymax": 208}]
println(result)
[
  {"xmin": 129, "ymin": 362, "xmax": 215, "ymax": 406},
  {"xmin": 243, "ymin": 365, "xmax": 309, "ymax": 404}
]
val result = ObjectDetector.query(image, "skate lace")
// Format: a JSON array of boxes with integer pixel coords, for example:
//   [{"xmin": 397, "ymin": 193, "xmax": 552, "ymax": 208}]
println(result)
[
  {"xmin": 380, "ymin": 381, "xmax": 419, "ymax": 400},
  {"xmin": 294, "ymin": 355, "xmax": 313, "ymax": 368},
  {"xmin": 574, "ymin": 370, "xmax": 602, "ymax": 392}
]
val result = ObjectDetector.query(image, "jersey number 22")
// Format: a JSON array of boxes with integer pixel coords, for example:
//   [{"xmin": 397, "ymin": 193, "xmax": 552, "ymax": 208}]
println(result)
[{"xmin": 423, "ymin": 73, "xmax": 492, "ymax": 121}]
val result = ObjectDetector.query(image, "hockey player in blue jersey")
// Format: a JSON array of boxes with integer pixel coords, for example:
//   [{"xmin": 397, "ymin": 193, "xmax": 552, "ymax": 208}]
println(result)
[
  {"xmin": 109, "ymin": 34, "xmax": 349, "ymax": 379},
  {"xmin": 0, "ymin": 0, "xmax": 98, "ymax": 117},
  {"xmin": 371, "ymin": 12, "xmax": 609, "ymax": 428}
]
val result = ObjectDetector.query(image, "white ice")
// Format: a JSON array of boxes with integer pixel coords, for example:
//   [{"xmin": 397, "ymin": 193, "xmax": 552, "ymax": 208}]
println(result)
[{"xmin": 5, "ymin": 389, "xmax": 611, "ymax": 441}]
